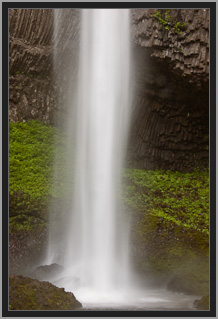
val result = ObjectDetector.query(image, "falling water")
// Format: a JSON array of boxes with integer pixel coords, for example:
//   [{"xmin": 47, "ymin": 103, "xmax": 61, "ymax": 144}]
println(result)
[
  {"xmin": 45, "ymin": 9, "xmax": 132, "ymax": 303},
  {"xmin": 65, "ymin": 8, "xmax": 132, "ymax": 296}
]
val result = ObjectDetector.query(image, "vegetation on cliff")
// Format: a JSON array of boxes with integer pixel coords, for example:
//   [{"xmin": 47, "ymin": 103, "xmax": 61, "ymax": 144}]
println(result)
[
  {"xmin": 9, "ymin": 120, "xmax": 73, "ymax": 233},
  {"xmin": 122, "ymin": 167, "xmax": 209, "ymax": 296},
  {"xmin": 9, "ymin": 120, "xmax": 209, "ymax": 308},
  {"xmin": 122, "ymin": 168, "xmax": 209, "ymax": 236},
  {"xmin": 152, "ymin": 9, "xmax": 188, "ymax": 34}
]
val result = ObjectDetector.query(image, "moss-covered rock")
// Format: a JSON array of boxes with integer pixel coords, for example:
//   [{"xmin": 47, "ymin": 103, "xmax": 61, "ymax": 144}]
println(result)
[
  {"xmin": 9, "ymin": 275, "xmax": 82, "ymax": 310},
  {"xmin": 166, "ymin": 257, "xmax": 209, "ymax": 296},
  {"xmin": 193, "ymin": 294, "xmax": 209, "ymax": 310}
]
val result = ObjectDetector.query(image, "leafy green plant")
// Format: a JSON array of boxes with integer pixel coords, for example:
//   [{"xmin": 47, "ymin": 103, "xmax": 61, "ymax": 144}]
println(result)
[
  {"xmin": 172, "ymin": 21, "xmax": 188, "ymax": 34},
  {"xmin": 153, "ymin": 9, "xmax": 188, "ymax": 34},
  {"xmin": 153, "ymin": 9, "xmax": 171, "ymax": 30}
]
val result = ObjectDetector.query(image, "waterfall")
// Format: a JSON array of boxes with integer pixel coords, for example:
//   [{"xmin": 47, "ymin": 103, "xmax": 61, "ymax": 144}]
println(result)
[
  {"xmin": 42, "ymin": 9, "xmax": 201, "ymax": 310},
  {"xmin": 46, "ymin": 9, "xmax": 132, "ymax": 303}
]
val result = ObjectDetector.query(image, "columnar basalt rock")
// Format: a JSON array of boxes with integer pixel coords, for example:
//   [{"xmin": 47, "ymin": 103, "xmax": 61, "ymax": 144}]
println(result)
[
  {"xmin": 9, "ymin": 9, "xmax": 54, "ymax": 122},
  {"xmin": 51, "ymin": 9, "xmax": 80, "ymax": 126},
  {"xmin": 9, "ymin": 8, "xmax": 209, "ymax": 171},
  {"xmin": 131, "ymin": 9, "xmax": 209, "ymax": 84},
  {"xmin": 129, "ymin": 9, "xmax": 209, "ymax": 171},
  {"xmin": 9, "ymin": 9, "xmax": 80, "ymax": 125}
]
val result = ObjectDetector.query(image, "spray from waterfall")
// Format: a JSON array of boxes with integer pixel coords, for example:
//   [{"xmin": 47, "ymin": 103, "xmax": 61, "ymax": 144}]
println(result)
[{"xmin": 46, "ymin": 8, "xmax": 132, "ymax": 302}]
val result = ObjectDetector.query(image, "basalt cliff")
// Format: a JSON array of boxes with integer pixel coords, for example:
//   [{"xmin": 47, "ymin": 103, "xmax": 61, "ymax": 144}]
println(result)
[{"xmin": 9, "ymin": 8, "xmax": 209, "ymax": 171}]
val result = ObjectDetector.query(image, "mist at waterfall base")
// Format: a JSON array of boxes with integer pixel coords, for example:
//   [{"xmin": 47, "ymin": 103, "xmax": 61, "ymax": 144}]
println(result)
[{"xmin": 42, "ymin": 9, "xmax": 199, "ymax": 310}]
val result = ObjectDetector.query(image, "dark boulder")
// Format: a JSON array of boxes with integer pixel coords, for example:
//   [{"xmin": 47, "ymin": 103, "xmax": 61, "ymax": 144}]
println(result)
[
  {"xmin": 9, "ymin": 275, "xmax": 82, "ymax": 310},
  {"xmin": 193, "ymin": 294, "xmax": 209, "ymax": 310}
]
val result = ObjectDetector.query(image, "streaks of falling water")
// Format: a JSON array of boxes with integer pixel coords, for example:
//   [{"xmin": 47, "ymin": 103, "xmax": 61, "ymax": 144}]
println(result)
[
  {"xmin": 46, "ymin": 9, "xmax": 132, "ymax": 302},
  {"xmin": 66, "ymin": 9, "xmax": 132, "ymax": 294}
]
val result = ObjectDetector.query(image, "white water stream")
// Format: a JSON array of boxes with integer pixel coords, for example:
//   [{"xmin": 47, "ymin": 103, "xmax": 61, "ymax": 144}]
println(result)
[
  {"xmin": 63, "ymin": 8, "xmax": 131, "ymax": 295},
  {"xmin": 46, "ymin": 9, "xmax": 132, "ymax": 303}
]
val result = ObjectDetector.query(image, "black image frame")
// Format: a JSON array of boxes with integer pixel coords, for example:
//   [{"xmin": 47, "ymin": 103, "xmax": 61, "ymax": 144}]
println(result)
[{"xmin": 2, "ymin": 1, "xmax": 216, "ymax": 317}]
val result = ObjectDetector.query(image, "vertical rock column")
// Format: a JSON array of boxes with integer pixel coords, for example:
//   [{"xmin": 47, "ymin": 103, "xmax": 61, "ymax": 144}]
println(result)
[{"xmin": 9, "ymin": 9, "xmax": 55, "ymax": 123}]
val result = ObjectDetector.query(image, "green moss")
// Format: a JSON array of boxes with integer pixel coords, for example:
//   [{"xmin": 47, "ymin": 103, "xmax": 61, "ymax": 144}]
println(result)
[
  {"xmin": 9, "ymin": 120, "xmax": 74, "ymax": 233},
  {"xmin": 122, "ymin": 168, "xmax": 209, "ymax": 236},
  {"xmin": 9, "ymin": 275, "xmax": 82, "ymax": 310},
  {"xmin": 122, "ymin": 168, "xmax": 209, "ymax": 293}
]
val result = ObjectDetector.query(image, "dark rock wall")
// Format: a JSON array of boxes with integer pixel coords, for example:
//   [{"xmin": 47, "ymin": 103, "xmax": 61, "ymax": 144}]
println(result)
[
  {"xmin": 9, "ymin": 9, "xmax": 54, "ymax": 122},
  {"xmin": 128, "ymin": 9, "xmax": 209, "ymax": 171},
  {"xmin": 9, "ymin": 8, "xmax": 209, "ymax": 171},
  {"xmin": 132, "ymin": 9, "xmax": 209, "ymax": 84},
  {"xmin": 9, "ymin": 9, "xmax": 80, "ymax": 125}
]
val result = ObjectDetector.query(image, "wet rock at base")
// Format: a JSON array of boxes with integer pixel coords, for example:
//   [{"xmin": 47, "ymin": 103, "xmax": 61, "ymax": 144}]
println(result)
[
  {"xmin": 9, "ymin": 275, "xmax": 82, "ymax": 310},
  {"xmin": 166, "ymin": 267, "xmax": 209, "ymax": 296},
  {"xmin": 193, "ymin": 294, "xmax": 209, "ymax": 310}
]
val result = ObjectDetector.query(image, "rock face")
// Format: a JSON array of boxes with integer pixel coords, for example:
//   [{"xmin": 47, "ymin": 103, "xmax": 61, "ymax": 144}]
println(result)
[
  {"xmin": 132, "ymin": 9, "xmax": 209, "ymax": 83},
  {"xmin": 9, "ymin": 9, "xmax": 54, "ymax": 123},
  {"xmin": 129, "ymin": 9, "xmax": 209, "ymax": 171},
  {"xmin": 9, "ymin": 275, "xmax": 82, "ymax": 310},
  {"xmin": 9, "ymin": 8, "xmax": 209, "ymax": 171},
  {"xmin": 9, "ymin": 226, "xmax": 48, "ymax": 276},
  {"xmin": 9, "ymin": 9, "xmax": 79, "ymax": 125}
]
